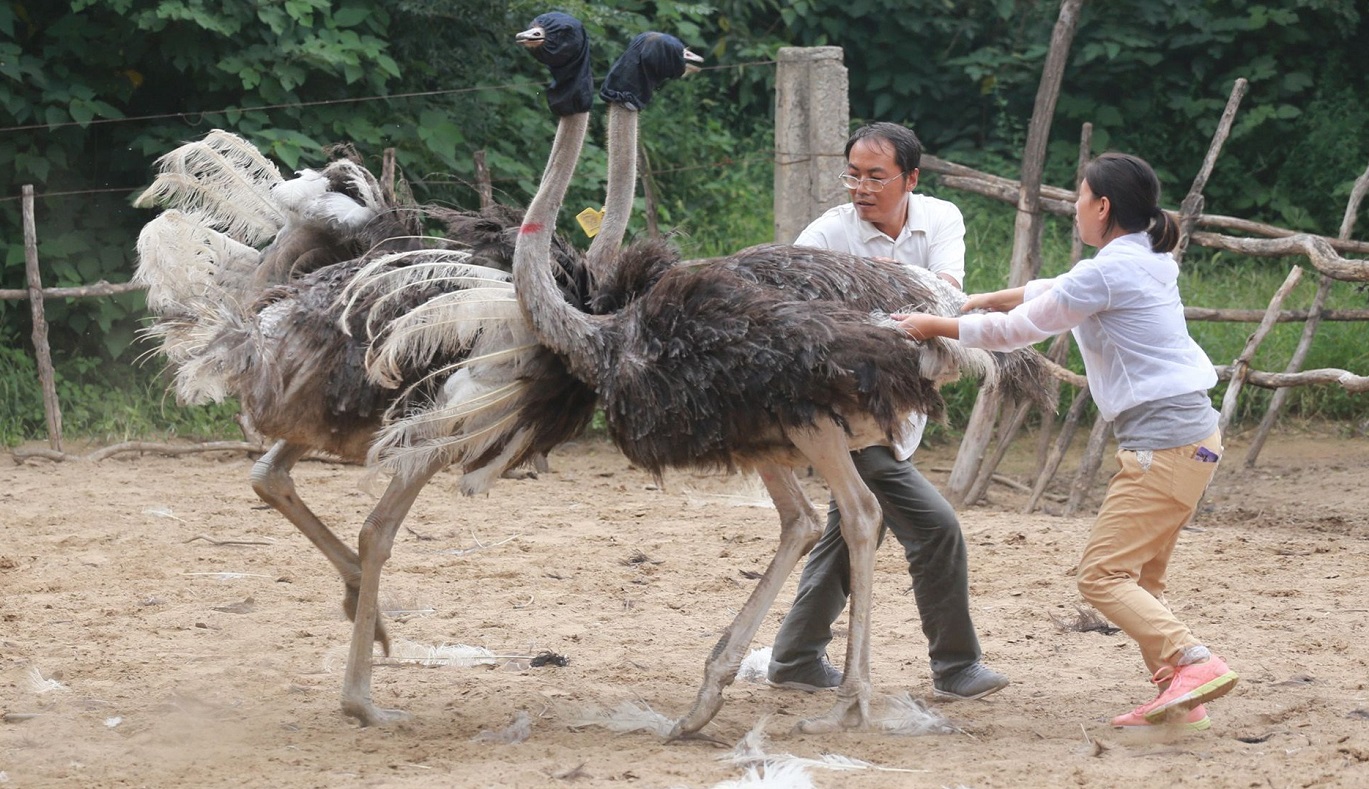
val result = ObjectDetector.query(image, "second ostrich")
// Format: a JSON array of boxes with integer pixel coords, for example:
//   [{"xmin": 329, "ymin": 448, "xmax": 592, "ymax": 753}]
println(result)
[{"xmin": 511, "ymin": 18, "xmax": 1053, "ymax": 737}]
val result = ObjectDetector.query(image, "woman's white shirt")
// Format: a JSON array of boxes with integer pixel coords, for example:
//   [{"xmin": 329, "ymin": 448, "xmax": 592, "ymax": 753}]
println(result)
[{"xmin": 959, "ymin": 233, "xmax": 1215, "ymax": 421}]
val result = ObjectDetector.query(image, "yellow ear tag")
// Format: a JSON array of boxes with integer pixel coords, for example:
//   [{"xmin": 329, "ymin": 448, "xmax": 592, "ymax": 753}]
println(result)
[{"xmin": 576, "ymin": 206, "xmax": 605, "ymax": 238}]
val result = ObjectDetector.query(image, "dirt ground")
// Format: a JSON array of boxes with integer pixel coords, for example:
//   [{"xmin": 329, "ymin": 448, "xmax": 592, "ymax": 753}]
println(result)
[{"xmin": 2, "ymin": 422, "xmax": 1367, "ymax": 788}]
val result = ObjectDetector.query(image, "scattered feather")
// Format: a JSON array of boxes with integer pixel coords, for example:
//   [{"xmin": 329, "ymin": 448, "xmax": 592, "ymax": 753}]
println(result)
[
  {"xmin": 568, "ymin": 700, "xmax": 676, "ymax": 737},
  {"xmin": 682, "ymin": 474, "xmax": 775, "ymax": 508},
  {"xmin": 387, "ymin": 640, "xmax": 499, "ymax": 668},
  {"xmin": 737, "ymin": 647, "xmax": 772, "ymax": 684},
  {"xmin": 709, "ymin": 761, "xmax": 816, "ymax": 789},
  {"xmin": 25, "ymin": 668, "xmax": 67, "ymax": 694},
  {"xmin": 873, "ymin": 691, "xmax": 957, "ymax": 736},
  {"xmin": 724, "ymin": 716, "xmax": 933, "ymax": 777},
  {"xmin": 472, "ymin": 710, "xmax": 532, "ymax": 744},
  {"xmin": 1050, "ymin": 606, "xmax": 1121, "ymax": 636}
]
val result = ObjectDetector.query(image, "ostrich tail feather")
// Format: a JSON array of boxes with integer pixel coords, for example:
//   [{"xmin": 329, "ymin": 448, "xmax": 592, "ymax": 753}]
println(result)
[
  {"xmin": 135, "ymin": 130, "xmax": 286, "ymax": 245},
  {"xmin": 148, "ymin": 302, "xmax": 254, "ymax": 405},
  {"xmin": 135, "ymin": 210, "xmax": 260, "ymax": 313}
]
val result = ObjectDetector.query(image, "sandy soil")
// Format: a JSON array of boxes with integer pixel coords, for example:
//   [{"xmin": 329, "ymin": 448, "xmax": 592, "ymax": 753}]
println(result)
[{"xmin": 2, "ymin": 423, "xmax": 1367, "ymax": 788}]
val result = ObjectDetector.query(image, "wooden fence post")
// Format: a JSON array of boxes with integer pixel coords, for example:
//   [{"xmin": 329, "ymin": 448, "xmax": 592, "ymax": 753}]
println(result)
[
  {"xmin": 1218, "ymin": 266, "xmax": 1305, "ymax": 435},
  {"xmin": 1173, "ymin": 78, "xmax": 1248, "ymax": 265},
  {"xmin": 947, "ymin": 0, "xmax": 1083, "ymax": 506},
  {"xmin": 1244, "ymin": 159, "xmax": 1369, "ymax": 466},
  {"xmin": 773, "ymin": 46, "xmax": 848, "ymax": 244},
  {"xmin": 381, "ymin": 148, "xmax": 396, "ymax": 205},
  {"xmin": 22, "ymin": 185, "xmax": 64, "ymax": 452},
  {"xmin": 474, "ymin": 150, "xmax": 493, "ymax": 209}
]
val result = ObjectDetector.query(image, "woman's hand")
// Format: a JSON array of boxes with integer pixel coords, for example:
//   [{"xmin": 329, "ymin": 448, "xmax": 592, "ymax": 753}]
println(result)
[
  {"xmin": 892, "ymin": 312, "xmax": 959, "ymax": 341},
  {"xmin": 962, "ymin": 287, "xmax": 1026, "ymax": 313}
]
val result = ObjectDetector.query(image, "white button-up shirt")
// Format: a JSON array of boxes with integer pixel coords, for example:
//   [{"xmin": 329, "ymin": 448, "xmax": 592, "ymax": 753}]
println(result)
[{"xmin": 794, "ymin": 194, "xmax": 968, "ymax": 459}]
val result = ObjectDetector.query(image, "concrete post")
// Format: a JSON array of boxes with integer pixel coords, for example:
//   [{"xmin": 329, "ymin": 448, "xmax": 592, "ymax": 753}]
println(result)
[{"xmin": 774, "ymin": 47, "xmax": 849, "ymax": 243}]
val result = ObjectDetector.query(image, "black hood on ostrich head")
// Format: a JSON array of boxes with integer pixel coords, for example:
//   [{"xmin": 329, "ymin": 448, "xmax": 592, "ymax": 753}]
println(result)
[
  {"xmin": 528, "ymin": 12, "xmax": 593, "ymax": 117},
  {"xmin": 599, "ymin": 31, "xmax": 689, "ymax": 111}
]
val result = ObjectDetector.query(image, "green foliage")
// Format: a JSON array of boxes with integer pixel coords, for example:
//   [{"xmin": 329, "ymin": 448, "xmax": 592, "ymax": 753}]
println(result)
[
  {"xmin": 0, "ymin": 345, "xmax": 43, "ymax": 446},
  {"xmin": 0, "ymin": 345, "xmax": 240, "ymax": 447}
]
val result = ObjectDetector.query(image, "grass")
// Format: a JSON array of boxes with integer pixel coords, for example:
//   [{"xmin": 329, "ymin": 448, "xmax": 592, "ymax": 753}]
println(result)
[{"xmin": 1, "ymin": 344, "xmax": 242, "ymax": 448}]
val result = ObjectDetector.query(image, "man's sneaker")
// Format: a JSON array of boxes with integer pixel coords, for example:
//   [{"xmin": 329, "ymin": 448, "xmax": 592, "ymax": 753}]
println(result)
[
  {"xmin": 932, "ymin": 662, "xmax": 1010, "ymax": 701},
  {"xmin": 767, "ymin": 655, "xmax": 842, "ymax": 692},
  {"xmin": 1112, "ymin": 702, "xmax": 1211, "ymax": 731},
  {"xmin": 1137, "ymin": 656, "xmax": 1238, "ymax": 724}
]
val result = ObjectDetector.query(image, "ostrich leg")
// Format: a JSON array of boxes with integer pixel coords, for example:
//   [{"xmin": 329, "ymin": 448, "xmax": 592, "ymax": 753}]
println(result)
[
  {"xmin": 249, "ymin": 440, "xmax": 389, "ymax": 651},
  {"xmin": 670, "ymin": 423, "xmax": 863, "ymax": 739},
  {"xmin": 339, "ymin": 458, "xmax": 445, "ymax": 726},
  {"xmin": 793, "ymin": 428, "xmax": 883, "ymax": 734}
]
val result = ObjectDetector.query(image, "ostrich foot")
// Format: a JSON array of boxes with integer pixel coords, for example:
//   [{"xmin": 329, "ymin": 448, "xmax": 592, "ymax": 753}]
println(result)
[
  {"xmin": 342, "ymin": 698, "xmax": 412, "ymax": 728},
  {"xmin": 795, "ymin": 689, "xmax": 871, "ymax": 734},
  {"xmin": 342, "ymin": 583, "xmax": 391, "ymax": 654}
]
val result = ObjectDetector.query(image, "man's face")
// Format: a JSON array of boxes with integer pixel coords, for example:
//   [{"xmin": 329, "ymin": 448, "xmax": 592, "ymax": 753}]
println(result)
[{"xmin": 845, "ymin": 137, "xmax": 917, "ymax": 231}]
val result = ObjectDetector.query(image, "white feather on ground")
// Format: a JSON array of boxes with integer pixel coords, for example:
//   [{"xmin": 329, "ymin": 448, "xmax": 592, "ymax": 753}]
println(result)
[
  {"xmin": 384, "ymin": 640, "xmax": 500, "ymax": 668},
  {"xmin": 723, "ymin": 717, "xmax": 931, "ymax": 778},
  {"xmin": 471, "ymin": 710, "xmax": 532, "ymax": 744},
  {"xmin": 682, "ymin": 475, "xmax": 775, "ymax": 509},
  {"xmin": 566, "ymin": 700, "xmax": 676, "ymax": 737},
  {"xmin": 24, "ymin": 668, "xmax": 68, "ymax": 694},
  {"xmin": 706, "ymin": 761, "xmax": 817, "ymax": 789},
  {"xmin": 737, "ymin": 646, "xmax": 773, "ymax": 684},
  {"xmin": 872, "ymin": 690, "xmax": 958, "ymax": 736}
]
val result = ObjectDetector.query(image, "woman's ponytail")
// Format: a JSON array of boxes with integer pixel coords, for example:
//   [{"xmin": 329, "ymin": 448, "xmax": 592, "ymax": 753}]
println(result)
[
  {"xmin": 1083, "ymin": 153, "xmax": 1178, "ymax": 254},
  {"xmin": 1149, "ymin": 205, "xmax": 1179, "ymax": 254}
]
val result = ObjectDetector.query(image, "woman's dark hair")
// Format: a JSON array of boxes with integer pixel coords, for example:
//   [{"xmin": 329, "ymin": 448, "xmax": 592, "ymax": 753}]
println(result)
[
  {"xmin": 845, "ymin": 122, "xmax": 922, "ymax": 173},
  {"xmin": 1083, "ymin": 152, "xmax": 1178, "ymax": 253}
]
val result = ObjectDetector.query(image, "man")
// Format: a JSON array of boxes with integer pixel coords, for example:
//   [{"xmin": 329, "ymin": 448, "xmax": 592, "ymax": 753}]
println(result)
[{"xmin": 767, "ymin": 122, "xmax": 1009, "ymax": 701}]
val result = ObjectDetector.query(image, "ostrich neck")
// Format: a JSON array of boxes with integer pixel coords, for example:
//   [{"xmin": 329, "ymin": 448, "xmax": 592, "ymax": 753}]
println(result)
[
  {"xmin": 585, "ymin": 103, "xmax": 638, "ymax": 285},
  {"xmin": 513, "ymin": 111, "xmax": 606, "ymax": 387}
]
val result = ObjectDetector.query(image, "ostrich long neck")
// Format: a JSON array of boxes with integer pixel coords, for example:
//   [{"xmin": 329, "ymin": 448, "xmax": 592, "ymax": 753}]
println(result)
[
  {"xmin": 585, "ymin": 103, "xmax": 638, "ymax": 285},
  {"xmin": 514, "ymin": 111, "xmax": 607, "ymax": 387}
]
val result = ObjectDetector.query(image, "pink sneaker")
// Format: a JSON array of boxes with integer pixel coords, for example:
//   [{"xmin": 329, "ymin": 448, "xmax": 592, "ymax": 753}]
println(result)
[
  {"xmin": 1112, "ymin": 703, "xmax": 1211, "ymax": 731},
  {"xmin": 1137, "ymin": 656, "xmax": 1238, "ymax": 724}
]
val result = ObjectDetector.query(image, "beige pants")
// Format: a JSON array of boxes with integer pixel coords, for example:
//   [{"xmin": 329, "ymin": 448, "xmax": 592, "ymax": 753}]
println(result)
[{"xmin": 1077, "ymin": 429, "xmax": 1223, "ymax": 675}]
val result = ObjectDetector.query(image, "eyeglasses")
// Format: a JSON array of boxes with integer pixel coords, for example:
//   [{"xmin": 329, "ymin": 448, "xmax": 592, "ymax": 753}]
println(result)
[{"xmin": 837, "ymin": 172, "xmax": 906, "ymax": 192}]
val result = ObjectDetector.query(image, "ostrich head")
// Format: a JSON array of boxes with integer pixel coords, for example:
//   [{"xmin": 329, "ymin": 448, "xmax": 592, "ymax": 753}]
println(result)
[
  {"xmin": 599, "ymin": 31, "xmax": 703, "ymax": 111},
  {"xmin": 517, "ymin": 12, "xmax": 593, "ymax": 117}
]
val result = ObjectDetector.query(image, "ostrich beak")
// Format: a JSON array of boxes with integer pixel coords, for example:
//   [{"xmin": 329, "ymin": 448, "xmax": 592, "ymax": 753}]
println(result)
[
  {"xmin": 516, "ymin": 25, "xmax": 546, "ymax": 47},
  {"xmin": 683, "ymin": 48, "xmax": 704, "ymax": 75}
]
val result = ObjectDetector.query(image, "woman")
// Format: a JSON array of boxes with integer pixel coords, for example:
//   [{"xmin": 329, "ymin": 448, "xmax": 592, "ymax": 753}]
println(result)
[{"xmin": 894, "ymin": 152, "xmax": 1237, "ymax": 730}]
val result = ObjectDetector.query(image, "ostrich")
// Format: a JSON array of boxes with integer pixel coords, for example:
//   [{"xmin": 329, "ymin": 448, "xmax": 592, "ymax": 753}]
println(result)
[
  {"xmin": 134, "ymin": 131, "xmax": 600, "ymax": 723},
  {"xmin": 508, "ymin": 19, "xmax": 1053, "ymax": 737},
  {"xmin": 324, "ymin": 15, "xmax": 702, "ymax": 725}
]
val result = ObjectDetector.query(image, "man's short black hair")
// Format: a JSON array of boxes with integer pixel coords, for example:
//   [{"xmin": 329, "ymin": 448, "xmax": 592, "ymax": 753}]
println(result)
[{"xmin": 845, "ymin": 122, "xmax": 922, "ymax": 173}]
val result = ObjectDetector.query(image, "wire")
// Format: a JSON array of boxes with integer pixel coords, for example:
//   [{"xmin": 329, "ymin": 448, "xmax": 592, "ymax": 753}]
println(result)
[{"xmin": 0, "ymin": 59, "xmax": 778, "ymax": 135}]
